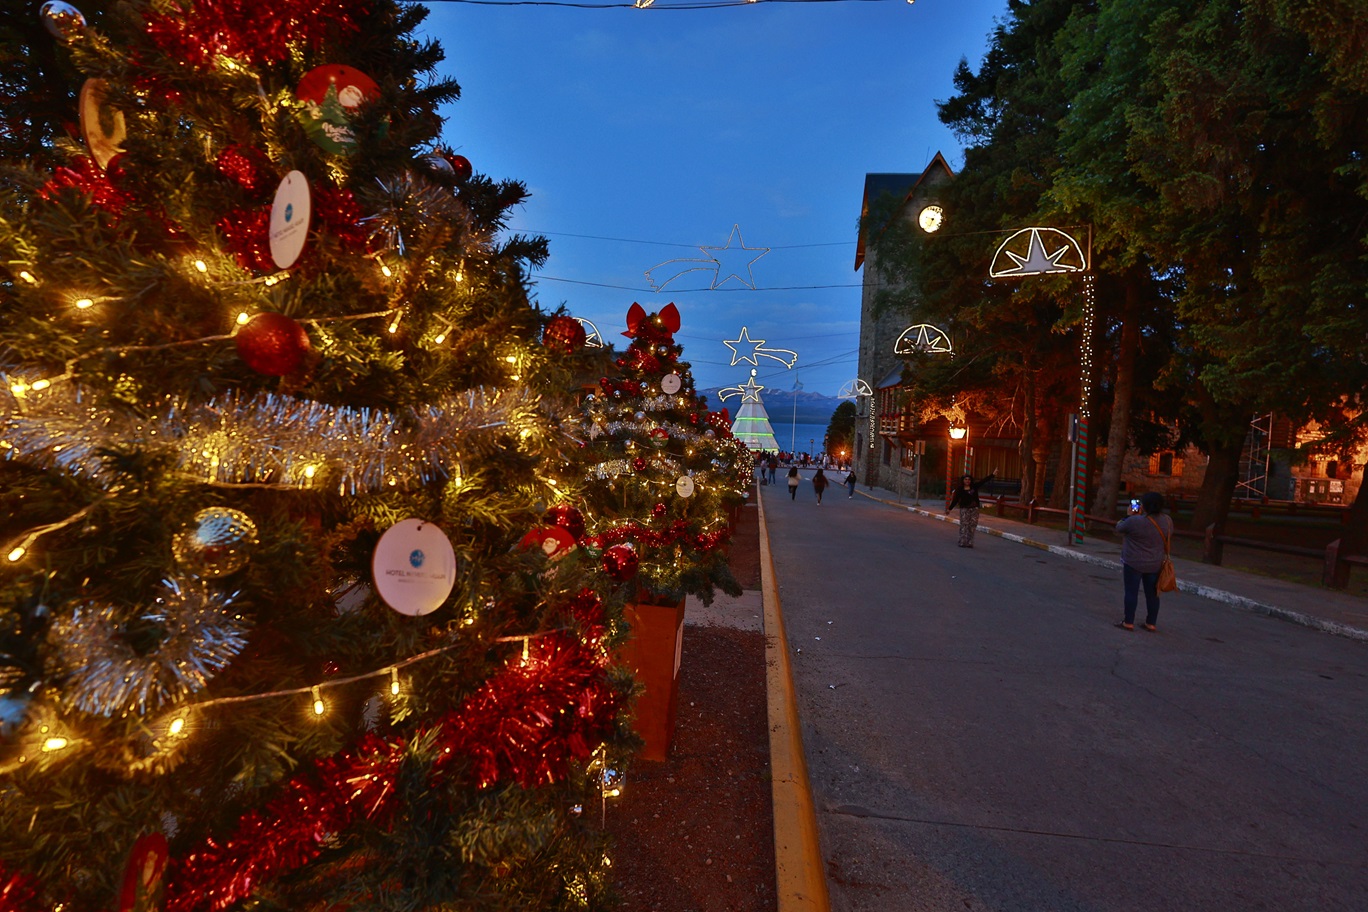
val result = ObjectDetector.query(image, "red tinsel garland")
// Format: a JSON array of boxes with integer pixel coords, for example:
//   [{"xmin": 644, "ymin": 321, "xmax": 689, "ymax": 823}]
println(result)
[
  {"xmin": 0, "ymin": 619, "xmax": 620, "ymax": 912},
  {"xmin": 144, "ymin": 0, "xmax": 363, "ymax": 70},
  {"xmin": 311, "ymin": 187, "xmax": 372, "ymax": 256},
  {"xmin": 36, "ymin": 158, "xmax": 131, "ymax": 214},
  {"xmin": 585, "ymin": 520, "xmax": 731, "ymax": 553},
  {"xmin": 165, "ymin": 630, "xmax": 618, "ymax": 912},
  {"xmin": 215, "ymin": 206, "xmax": 275, "ymax": 273}
]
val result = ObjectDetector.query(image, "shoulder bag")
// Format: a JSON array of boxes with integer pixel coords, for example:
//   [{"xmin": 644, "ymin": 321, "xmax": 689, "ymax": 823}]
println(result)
[{"xmin": 1148, "ymin": 516, "xmax": 1178, "ymax": 592}]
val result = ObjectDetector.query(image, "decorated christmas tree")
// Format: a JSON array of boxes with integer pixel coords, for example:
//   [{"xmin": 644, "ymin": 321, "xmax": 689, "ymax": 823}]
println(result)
[
  {"xmin": 576, "ymin": 304, "xmax": 748, "ymax": 606},
  {"xmin": 0, "ymin": 2, "xmax": 635, "ymax": 910}
]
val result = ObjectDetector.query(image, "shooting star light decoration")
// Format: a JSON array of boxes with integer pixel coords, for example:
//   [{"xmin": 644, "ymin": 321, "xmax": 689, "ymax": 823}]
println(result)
[
  {"xmin": 894, "ymin": 324, "xmax": 954, "ymax": 355},
  {"xmin": 837, "ymin": 379, "xmax": 874, "ymax": 399},
  {"xmin": 989, "ymin": 227, "xmax": 1087, "ymax": 278},
  {"xmin": 723, "ymin": 326, "xmax": 797, "ymax": 368},
  {"xmin": 718, "ymin": 369, "xmax": 766, "ymax": 404},
  {"xmin": 645, "ymin": 225, "xmax": 770, "ymax": 291}
]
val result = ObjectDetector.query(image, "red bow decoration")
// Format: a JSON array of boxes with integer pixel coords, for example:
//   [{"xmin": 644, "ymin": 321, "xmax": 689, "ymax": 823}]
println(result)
[{"xmin": 622, "ymin": 302, "xmax": 681, "ymax": 337}]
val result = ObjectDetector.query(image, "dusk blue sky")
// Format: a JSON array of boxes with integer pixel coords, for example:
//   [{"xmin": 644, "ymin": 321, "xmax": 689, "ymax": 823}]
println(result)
[{"xmin": 423, "ymin": 0, "xmax": 1007, "ymax": 396}]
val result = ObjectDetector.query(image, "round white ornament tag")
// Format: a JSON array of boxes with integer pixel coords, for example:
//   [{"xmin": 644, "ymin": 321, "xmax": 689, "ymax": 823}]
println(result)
[
  {"xmin": 675, "ymin": 475, "xmax": 695, "ymax": 498},
  {"xmin": 269, "ymin": 170, "xmax": 311, "ymax": 269},
  {"xmin": 661, "ymin": 373, "xmax": 682, "ymax": 395},
  {"xmin": 371, "ymin": 518, "xmax": 457, "ymax": 616}
]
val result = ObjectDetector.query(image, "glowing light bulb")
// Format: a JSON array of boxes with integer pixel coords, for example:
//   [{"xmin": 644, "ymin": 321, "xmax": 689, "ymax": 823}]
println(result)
[
  {"xmin": 31, "ymin": 379, "xmax": 50, "ymax": 391},
  {"xmin": 194, "ymin": 260, "xmax": 208, "ymax": 273},
  {"xmin": 74, "ymin": 297, "xmax": 94, "ymax": 309},
  {"xmin": 8, "ymin": 547, "xmax": 26, "ymax": 562},
  {"xmin": 381, "ymin": 264, "xmax": 393, "ymax": 277},
  {"xmin": 168, "ymin": 717, "xmax": 185, "ymax": 736},
  {"xmin": 237, "ymin": 312, "xmax": 251, "ymax": 325},
  {"xmin": 504, "ymin": 355, "xmax": 517, "ymax": 363},
  {"xmin": 433, "ymin": 330, "xmax": 447, "ymax": 344},
  {"xmin": 390, "ymin": 668, "xmax": 400, "ymax": 696},
  {"xmin": 312, "ymin": 685, "xmax": 325, "ymax": 716},
  {"xmin": 42, "ymin": 737, "xmax": 68, "ymax": 752},
  {"xmin": 303, "ymin": 464, "xmax": 317, "ymax": 480},
  {"xmin": 18, "ymin": 271, "xmax": 36, "ymax": 284}
]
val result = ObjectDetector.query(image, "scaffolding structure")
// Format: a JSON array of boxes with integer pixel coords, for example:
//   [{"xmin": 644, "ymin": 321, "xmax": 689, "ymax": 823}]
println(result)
[{"xmin": 1236, "ymin": 413, "xmax": 1272, "ymax": 499}]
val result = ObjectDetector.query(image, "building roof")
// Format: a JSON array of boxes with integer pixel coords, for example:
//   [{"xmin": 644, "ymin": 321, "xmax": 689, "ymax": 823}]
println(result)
[{"xmin": 854, "ymin": 151, "xmax": 955, "ymax": 270}]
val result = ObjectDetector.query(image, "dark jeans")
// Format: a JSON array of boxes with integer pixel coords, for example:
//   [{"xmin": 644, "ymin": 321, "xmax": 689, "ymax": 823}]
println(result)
[{"xmin": 1123, "ymin": 562, "xmax": 1160, "ymax": 626}]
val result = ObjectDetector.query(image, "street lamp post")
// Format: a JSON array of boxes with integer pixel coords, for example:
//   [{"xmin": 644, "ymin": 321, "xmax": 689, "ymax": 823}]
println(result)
[
  {"xmin": 989, "ymin": 226, "xmax": 1092, "ymax": 544},
  {"xmin": 948, "ymin": 425, "xmax": 967, "ymax": 500}
]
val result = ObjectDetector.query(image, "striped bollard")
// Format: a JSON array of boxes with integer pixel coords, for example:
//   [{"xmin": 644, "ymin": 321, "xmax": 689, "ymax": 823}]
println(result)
[{"xmin": 1071, "ymin": 415, "xmax": 1089, "ymax": 544}]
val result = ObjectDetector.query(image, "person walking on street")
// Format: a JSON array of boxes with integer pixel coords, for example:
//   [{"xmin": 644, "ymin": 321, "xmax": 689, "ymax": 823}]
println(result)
[
  {"xmin": 945, "ymin": 469, "xmax": 995, "ymax": 548},
  {"xmin": 1114, "ymin": 492, "xmax": 1174, "ymax": 631},
  {"xmin": 767, "ymin": 455, "xmax": 778, "ymax": 485},
  {"xmin": 812, "ymin": 468, "xmax": 829, "ymax": 504},
  {"xmin": 786, "ymin": 466, "xmax": 800, "ymax": 501},
  {"xmin": 845, "ymin": 470, "xmax": 857, "ymax": 498}
]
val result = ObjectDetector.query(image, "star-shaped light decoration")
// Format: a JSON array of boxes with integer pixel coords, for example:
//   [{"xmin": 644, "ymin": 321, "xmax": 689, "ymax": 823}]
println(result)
[
  {"xmin": 723, "ymin": 326, "xmax": 797, "ymax": 368},
  {"xmin": 702, "ymin": 225, "xmax": 769, "ymax": 289},
  {"xmin": 646, "ymin": 225, "xmax": 773, "ymax": 291},
  {"xmin": 989, "ymin": 227, "xmax": 1087, "ymax": 278},
  {"xmin": 717, "ymin": 370, "xmax": 766, "ymax": 403}
]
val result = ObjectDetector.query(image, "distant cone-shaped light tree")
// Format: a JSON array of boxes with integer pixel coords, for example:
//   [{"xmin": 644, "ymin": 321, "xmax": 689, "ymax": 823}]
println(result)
[
  {"xmin": 729, "ymin": 390, "xmax": 780, "ymax": 453},
  {"xmin": 0, "ymin": 2, "xmax": 639, "ymax": 910},
  {"xmin": 576, "ymin": 304, "xmax": 749, "ymax": 605}
]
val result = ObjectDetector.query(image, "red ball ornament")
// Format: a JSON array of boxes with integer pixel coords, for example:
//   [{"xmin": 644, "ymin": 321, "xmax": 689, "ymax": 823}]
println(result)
[
  {"xmin": 601, "ymin": 543, "xmax": 639, "ymax": 582},
  {"xmin": 544, "ymin": 504, "xmax": 586, "ymax": 541},
  {"xmin": 631, "ymin": 456, "xmax": 648, "ymax": 473},
  {"xmin": 448, "ymin": 154, "xmax": 476, "ymax": 183},
  {"xmin": 235, "ymin": 312, "xmax": 311, "ymax": 376},
  {"xmin": 652, "ymin": 503, "xmax": 666, "ymax": 519},
  {"xmin": 543, "ymin": 316, "xmax": 587, "ymax": 354}
]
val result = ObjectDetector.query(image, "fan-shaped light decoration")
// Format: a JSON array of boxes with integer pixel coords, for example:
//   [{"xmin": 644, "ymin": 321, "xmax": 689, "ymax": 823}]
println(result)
[
  {"xmin": 989, "ymin": 227, "xmax": 1087, "ymax": 278},
  {"xmin": 837, "ymin": 379, "xmax": 874, "ymax": 399},
  {"xmin": 573, "ymin": 318, "xmax": 605, "ymax": 348},
  {"xmin": 894, "ymin": 324, "xmax": 954, "ymax": 355}
]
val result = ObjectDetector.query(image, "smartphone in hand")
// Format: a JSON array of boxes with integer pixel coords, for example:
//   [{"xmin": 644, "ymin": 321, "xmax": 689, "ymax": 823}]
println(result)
[{"xmin": 1129, "ymin": 498, "xmax": 1142, "ymax": 514}]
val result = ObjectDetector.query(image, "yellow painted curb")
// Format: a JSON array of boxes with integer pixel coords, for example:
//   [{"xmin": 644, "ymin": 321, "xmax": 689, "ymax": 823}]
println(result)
[{"xmin": 758, "ymin": 491, "xmax": 831, "ymax": 912}]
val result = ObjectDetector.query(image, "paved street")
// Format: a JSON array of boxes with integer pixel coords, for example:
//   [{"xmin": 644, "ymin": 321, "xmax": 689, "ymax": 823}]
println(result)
[{"xmin": 761, "ymin": 479, "xmax": 1368, "ymax": 912}]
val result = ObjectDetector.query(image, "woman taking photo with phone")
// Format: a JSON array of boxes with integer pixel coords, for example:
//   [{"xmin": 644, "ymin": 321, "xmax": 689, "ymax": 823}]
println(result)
[{"xmin": 1114, "ymin": 492, "xmax": 1174, "ymax": 631}]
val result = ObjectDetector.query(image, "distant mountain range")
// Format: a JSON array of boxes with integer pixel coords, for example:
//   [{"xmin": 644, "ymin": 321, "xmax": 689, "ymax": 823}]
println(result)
[{"xmin": 698, "ymin": 388, "xmax": 842, "ymax": 425}]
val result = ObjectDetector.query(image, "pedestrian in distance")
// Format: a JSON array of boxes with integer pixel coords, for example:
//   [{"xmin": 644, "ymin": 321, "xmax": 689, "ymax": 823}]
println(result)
[
  {"xmin": 767, "ymin": 454, "xmax": 778, "ymax": 485},
  {"xmin": 845, "ymin": 470, "xmax": 857, "ymax": 498},
  {"xmin": 945, "ymin": 469, "xmax": 995, "ymax": 548},
  {"xmin": 1114, "ymin": 491, "xmax": 1174, "ymax": 631},
  {"xmin": 812, "ymin": 468, "xmax": 828, "ymax": 504},
  {"xmin": 786, "ymin": 466, "xmax": 800, "ymax": 501}
]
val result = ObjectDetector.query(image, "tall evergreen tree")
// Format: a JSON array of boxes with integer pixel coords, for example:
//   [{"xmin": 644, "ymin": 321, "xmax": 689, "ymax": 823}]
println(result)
[{"xmin": 0, "ymin": 2, "xmax": 645, "ymax": 909}]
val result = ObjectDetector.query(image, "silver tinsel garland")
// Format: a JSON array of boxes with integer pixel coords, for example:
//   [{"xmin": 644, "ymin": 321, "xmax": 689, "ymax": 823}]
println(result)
[
  {"xmin": 51, "ymin": 578, "xmax": 248, "ymax": 717},
  {"xmin": 1, "ymin": 380, "xmax": 530, "ymax": 494}
]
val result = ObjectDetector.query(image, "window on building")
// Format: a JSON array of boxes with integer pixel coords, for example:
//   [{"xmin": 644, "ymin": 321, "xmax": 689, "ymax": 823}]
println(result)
[
  {"xmin": 1148, "ymin": 452, "xmax": 1185, "ymax": 477},
  {"xmin": 882, "ymin": 439, "xmax": 891, "ymax": 465}
]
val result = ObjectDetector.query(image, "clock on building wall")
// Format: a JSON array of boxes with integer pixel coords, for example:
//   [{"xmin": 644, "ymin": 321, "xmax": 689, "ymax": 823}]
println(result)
[{"xmin": 918, "ymin": 204, "xmax": 944, "ymax": 233}]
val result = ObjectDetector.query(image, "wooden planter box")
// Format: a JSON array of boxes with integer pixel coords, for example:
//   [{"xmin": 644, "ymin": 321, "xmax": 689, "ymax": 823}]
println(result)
[{"xmin": 621, "ymin": 595, "xmax": 687, "ymax": 761}]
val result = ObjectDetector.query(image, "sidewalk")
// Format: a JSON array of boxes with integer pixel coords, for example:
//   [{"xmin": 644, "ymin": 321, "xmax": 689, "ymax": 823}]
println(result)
[{"xmin": 861, "ymin": 489, "xmax": 1368, "ymax": 641}]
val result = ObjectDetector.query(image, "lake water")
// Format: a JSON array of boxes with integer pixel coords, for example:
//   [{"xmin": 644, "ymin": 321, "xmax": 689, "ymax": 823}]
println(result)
[{"xmin": 765, "ymin": 420, "xmax": 831, "ymax": 457}]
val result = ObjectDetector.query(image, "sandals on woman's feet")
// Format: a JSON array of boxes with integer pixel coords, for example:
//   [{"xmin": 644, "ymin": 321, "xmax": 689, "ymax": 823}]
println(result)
[
  {"xmin": 1142, "ymin": 624, "xmax": 1157, "ymax": 632},
  {"xmin": 1114, "ymin": 621, "xmax": 1134, "ymax": 630}
]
